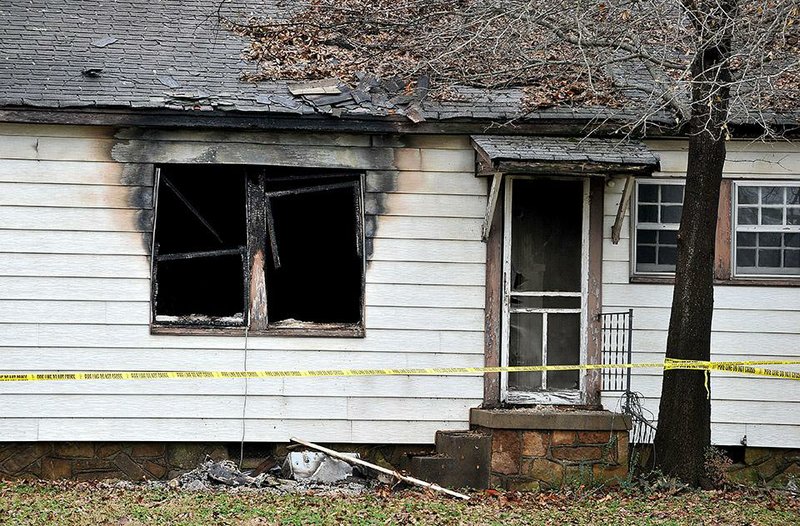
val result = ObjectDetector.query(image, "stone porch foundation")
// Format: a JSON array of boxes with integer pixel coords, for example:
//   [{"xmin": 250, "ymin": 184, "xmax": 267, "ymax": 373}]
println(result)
[{"xmin": 471, "ymin": 408, "xmax": 632, "ymax": 490}]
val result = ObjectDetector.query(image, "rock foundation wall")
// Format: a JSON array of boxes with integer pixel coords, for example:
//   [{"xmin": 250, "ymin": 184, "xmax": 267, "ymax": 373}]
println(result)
[
  {"xmin": 0, "ymin": 442, "xmax": 433, "ymax": 481},
  {"xmin": 482, "ymin": 428, "xmax": 629, "ymax": 490}
]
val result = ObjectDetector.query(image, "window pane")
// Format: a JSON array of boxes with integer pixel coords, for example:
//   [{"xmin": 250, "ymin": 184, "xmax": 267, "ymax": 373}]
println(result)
[
  {"xmin": 788, "ymin": 208, "xmax": 800, "ymax": 226},
  {"xmin": 738, "ymin": 186, "xmax": 759, "ymax": 204},
  {"xmin": 156, "ymin": 255, "xmax": 245, "ymax": 319},
  {"xmin": 661, "ymin": 205, "xmax": 682, "ymax": 223},
  {"xmin": 637, "ymin": 245, "xmax": 656, "ymax": 264},
  {"xmin": 508, "ymin": 312, "xmax": 543, "ymax": 392},
  {"xmin": 738, "ymin": 207, "xmax": 758, "ymax": 225},
  {"xmin": 788, "ymin": 187, "xmax": 800, "ymax": 205},
  {"xmin": 153, "ymin": 166, "xmax": 247, "ymax": 323},
  {"xmin": 761, "ymin": 186, "xmax": 784, "ymax": 205},
  {"xmin": 737, "ymin": 248, "xmax": 756, "ymax": 267},
  {"xmin": 758, "ymin": 249, "xmax": 781, "ymax": 268},
  {"xmin": 786, "ymin": 250, "xmax": 800, "ymax": 269},
  {"xmin": 761, "ymin": 208, "xmax": 783, "ymax": 225},
  {"xmin": 661, "ymin": 185, "xmax": 683, "ymax": 203},
  {"xmin": 658, "ymin": 246, "xmax": 677, "ymax": 266},
  {"xmin": 737, "ymin": 232, "xmax": 757, "ymax": 247},
  {"xmin": 547, "ymin": 313, "xmax": 581, "ymax": 390},
  {"xmin": 638, "ymin": 230, "xmax": 657, "ymax": 244},
  {"xmin": 786, "ymin": 233, "xmax": 800, "ymax": 248},
  {"xmin": 659, "ymin": 230, "xmax": 678, "ymax": 245},
  {"xmin": 266, "ymin": 180, "xmax": 363, "ymax": 324},
  {"xmin": 510, "ymin": 179, "xmax": 583, "ymax": 293},
  {"xmin": 759, "ymin": 232, "xmax": 782, "ymax": 247},
  {"xmin": 638, "ymin": 184, "xmax": 659, "ymax": 203},
  {"xmin": 638, "ymin": 204, "xmax": 658, "ymax": 223},
  {"xmin": 635, "ymin": 181, "xmax": 684, "ymax": 274}
]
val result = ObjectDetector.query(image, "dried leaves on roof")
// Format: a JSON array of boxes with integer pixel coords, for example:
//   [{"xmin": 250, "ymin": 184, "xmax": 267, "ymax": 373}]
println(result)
[{"xmin": 227, "ymin": 0, "xmax": 800, "ymax": 120}]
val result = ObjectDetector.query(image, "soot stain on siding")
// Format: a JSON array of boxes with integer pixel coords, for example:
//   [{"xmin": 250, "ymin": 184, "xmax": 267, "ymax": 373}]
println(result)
[
  {"xmin": 119, "ymin": 162, "xmax": 157, "ymax": 255},
  {"xmin": 363, "ymin": 170, "xmax": 397, "ymax": 262}
]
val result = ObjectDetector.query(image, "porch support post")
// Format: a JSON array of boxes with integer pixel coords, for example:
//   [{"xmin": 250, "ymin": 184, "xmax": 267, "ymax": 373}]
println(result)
[
  {"xmin": 483, "ymin": 178, "xmax": 504, "ymax": 408},
  {"xmin": 585, "ymin": 177, "xmax": 605, "ymax": 406},
  {"xmin": 611, "ymin": 175, "xmax": 634, "ymax": 244}
]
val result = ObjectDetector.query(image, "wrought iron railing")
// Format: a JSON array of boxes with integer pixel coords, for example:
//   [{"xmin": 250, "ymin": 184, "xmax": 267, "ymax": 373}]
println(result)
[
  {"xmin": 600, "ymin": 309, "xmax": 633, "ymax": 392},
  {"xmin": 600, "ymin": 309, "xmax": 657, "ymax": 447}
]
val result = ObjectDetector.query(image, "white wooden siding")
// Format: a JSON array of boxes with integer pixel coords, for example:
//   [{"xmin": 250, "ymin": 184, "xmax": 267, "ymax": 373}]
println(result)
[
  {"xmin": 601, "ymin": 139, "xmax": 800, "ymax": 448},
  {"xmin": 0, "ymin": 124, "xmax": 485, "ymax": 443}
]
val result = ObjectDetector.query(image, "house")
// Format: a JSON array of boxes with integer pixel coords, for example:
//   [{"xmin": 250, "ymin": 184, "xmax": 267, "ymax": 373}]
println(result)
[{"xmin": 0, "ymin": 0, "xmax": 797, "ymax": 487}]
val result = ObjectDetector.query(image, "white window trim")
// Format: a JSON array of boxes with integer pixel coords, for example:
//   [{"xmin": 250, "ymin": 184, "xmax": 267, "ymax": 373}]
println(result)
[
  {"xmin": 732, "ymin": 180, "xmax": 800, "ymax": 279},
  {"xmin": 632, "ymin": 178, "xmax": 685, "ymax": 276}
]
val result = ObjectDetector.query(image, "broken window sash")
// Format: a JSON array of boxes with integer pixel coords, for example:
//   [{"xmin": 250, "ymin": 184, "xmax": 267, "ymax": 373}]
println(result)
[
  {"xmin": 151, "ymin": 165, "xmax": 366, "ymax": 333},
  {"xmin": 162, "ymin": 176, "xmax": 224, "ymax": 244},
  {"xmin": 152, "ymin": 243, "xmax": 248, "ymax": 325},
  {"xmin": 262, "ymin": 175, "xmax": 364, "ymax": 326},
  {"xmin": 264, "ymin": 180, "xmax": 363, "ymax": 269},
  {"xmin": 156, "ymin": 247, "xmax": 244, "ymax": 261}
]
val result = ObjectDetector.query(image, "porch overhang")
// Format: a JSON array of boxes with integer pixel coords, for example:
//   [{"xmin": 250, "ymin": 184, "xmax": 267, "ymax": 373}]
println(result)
[
  {"xmin": 470, "ymin": 135, "xmax": 660, "ymax": 177},
  {"xmin": 471, "ymin": 135, "xmax": 660, "ymax": 241}
]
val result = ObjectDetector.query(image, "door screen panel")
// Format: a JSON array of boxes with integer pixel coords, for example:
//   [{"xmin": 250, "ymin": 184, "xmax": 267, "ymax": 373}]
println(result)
[{"xmin": 506, "ymin": 179, "xmax": 585, "ymax": 398}]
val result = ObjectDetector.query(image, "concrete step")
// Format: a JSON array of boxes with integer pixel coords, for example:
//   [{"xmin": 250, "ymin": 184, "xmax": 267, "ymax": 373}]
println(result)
[{"xmin": 410, "ymin": 430, "xmax": 491, "ymax": 489}]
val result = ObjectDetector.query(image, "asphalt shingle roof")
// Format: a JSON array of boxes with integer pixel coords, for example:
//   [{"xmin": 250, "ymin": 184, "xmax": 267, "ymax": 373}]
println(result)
[
  {"xmin": 0, "ymin": 0, "xmax": 795, "ymax": 128},
  {"xmin": 0, "ymin": 0, "xmax": 670, "ymax": 125}
]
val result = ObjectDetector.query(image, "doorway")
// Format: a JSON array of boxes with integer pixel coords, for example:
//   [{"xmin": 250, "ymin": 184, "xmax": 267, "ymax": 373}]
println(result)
[{"xmin": 501, "ymin": 178, "xmax": 589, "ymax": 404}]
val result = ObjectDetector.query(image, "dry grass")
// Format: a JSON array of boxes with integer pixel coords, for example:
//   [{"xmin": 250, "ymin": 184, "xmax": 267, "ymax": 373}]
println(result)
[{"xmin": 0, "ymin": 479, "xmax": 798, "ymax": 525}]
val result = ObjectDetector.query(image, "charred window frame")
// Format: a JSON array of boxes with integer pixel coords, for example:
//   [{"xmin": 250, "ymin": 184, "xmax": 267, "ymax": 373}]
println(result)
[{"xmin": 151, "ymin": 165, "xmax": 366, "ymax": 337}]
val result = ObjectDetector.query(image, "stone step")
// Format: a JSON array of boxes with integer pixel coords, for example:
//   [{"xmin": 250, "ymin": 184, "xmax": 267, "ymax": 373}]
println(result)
[{"xmin": 410, "ymin": 430, "xmax": 491, "ymax": 489}]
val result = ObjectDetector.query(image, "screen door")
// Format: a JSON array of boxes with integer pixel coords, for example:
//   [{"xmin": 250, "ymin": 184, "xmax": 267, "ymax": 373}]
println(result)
[{"xmin": 501, "ymin": 178, "xmax": 589, "ymax": 404}]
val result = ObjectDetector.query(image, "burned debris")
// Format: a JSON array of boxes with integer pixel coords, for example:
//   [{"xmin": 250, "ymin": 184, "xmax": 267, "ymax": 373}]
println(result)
[{"xmin": 152, "ymin": 165, "xmax": 365, "ymax": 334}]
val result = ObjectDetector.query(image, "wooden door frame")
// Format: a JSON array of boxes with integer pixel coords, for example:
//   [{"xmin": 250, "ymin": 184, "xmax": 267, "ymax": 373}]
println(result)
[{"xmin": 483, "ymin": 176, "xmax": 604, "ymax": 407}]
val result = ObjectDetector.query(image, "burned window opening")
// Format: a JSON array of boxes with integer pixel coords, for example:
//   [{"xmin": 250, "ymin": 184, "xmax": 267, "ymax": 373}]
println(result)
[
  {"xmin": 152, "ymin": 166, "xmax": 247, "ymax": 325},
  {"xmin": 151, "ymin": 165, "xmax": 365, "ymax": 334},
  {"xmin": 263, "ymin": 174, "xmax": 364, "ymax": 326}
]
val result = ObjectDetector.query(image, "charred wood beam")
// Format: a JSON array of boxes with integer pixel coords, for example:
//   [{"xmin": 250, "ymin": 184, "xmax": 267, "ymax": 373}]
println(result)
[
  {"xmin": 247, "ymin": 172, "xmax": 269, "ymax": 331},
  {"xmin": 264, "ymin": 196, "xmax": 281, "ymax": 269},
  {"xmin": 263, "ymin": 180, "xmax": 359, "ymax": 198},
  {"xmin": 156, "ymin": 248, "xmax": 244, "ymax": 261}
]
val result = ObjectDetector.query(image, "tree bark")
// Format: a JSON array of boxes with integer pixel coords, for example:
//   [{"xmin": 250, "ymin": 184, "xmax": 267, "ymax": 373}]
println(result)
[{"xmin": 653, "ymin": 0, "xmax": 735, "ymax": 487}]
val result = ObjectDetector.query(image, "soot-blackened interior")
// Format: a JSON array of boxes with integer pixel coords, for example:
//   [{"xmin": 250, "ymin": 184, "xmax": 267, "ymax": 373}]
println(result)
[
  {"xmin": 265, "ymin": 175, "xmax": 363, "ymax": 325},
  {"xmin": 153, "ymin": 165, "xmax": 246, "ymax": 320}
]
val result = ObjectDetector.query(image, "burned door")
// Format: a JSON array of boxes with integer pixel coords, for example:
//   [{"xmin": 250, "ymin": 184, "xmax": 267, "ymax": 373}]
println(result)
[{"xmin": 501, "ymin": 178, "xmax": 589, "ymax": 404}]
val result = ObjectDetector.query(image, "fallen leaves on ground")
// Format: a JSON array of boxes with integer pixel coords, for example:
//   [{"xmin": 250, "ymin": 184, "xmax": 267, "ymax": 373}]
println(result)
[{"xmin": 0, "ymin": 480, "xmax": 797, "ymax": 526}]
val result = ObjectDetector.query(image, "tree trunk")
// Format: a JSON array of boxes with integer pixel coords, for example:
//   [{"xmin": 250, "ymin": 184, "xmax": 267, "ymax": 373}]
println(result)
[{"xmin": 653, "ymin": 1, "xmax": 735, "ymax": 486}]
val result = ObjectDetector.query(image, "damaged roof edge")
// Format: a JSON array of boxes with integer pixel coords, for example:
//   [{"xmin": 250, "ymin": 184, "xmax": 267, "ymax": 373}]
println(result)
[
  {"xmin": 0, "ymin": 105, "xmax": 680, "ymax": 136},
  {"xmin": 0, "ymin": 106, "xmax": 794, "ymax": 139}
]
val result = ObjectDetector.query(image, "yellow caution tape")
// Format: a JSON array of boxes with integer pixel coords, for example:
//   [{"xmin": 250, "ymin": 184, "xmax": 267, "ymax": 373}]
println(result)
[{"xmin": 0, "ymin": 359, "xmax": 798, "ymax": 382}]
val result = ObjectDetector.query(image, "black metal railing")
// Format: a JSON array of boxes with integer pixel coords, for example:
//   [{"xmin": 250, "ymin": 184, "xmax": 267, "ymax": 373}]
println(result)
[
  {"xmin": 600, "ymin": 309, "xmax": 657, "ymax": 446},
  {"xmin": 600, "ymin": 309, "xmax": 633, "ymax": 392}
]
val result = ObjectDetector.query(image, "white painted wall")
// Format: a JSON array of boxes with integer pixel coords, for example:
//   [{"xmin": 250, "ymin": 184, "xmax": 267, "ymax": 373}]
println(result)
[
  {"xmin": 601, "ymin": 139, "xmax": 800, "ymax": 448},
  {"xmin": 0, "ymin": 123, "xmax": 485, "ymax": 443}
]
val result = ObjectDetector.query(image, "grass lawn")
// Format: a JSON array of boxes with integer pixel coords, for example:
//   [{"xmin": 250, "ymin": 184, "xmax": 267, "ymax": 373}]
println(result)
[{"xmin": 0, "ymin": 480, "xmax": 798, "ymax": 525}]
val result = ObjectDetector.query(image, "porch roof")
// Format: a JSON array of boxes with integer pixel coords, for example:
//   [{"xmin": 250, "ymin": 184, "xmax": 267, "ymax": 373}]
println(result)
[{"xmin": 471, "ymin": 135, "xmax": 660, "ymax": 176}]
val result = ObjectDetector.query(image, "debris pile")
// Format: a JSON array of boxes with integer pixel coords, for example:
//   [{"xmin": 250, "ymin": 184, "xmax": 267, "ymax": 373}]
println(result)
[
  {"xmin": 165, "ymin": 455, "xmax": 374, "ymax": 495},
  {"xmin": 172, "ymin": 459, "xmax": 280, "ymax": 491}
]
